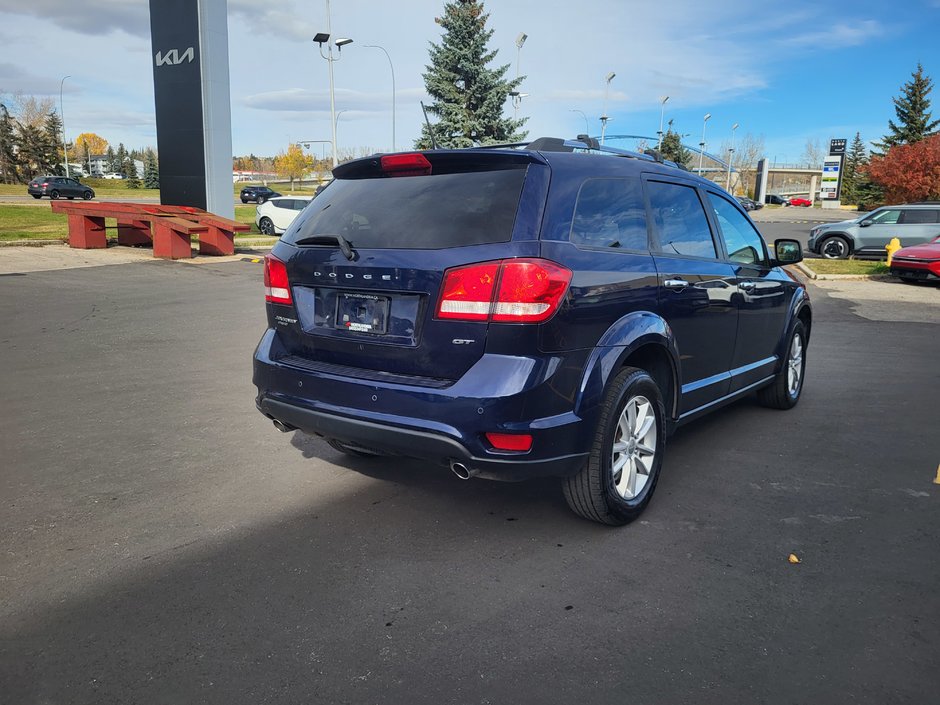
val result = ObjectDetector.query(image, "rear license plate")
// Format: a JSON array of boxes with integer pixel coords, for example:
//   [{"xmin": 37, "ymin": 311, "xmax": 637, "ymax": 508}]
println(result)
[{"xmin": 335, "ymin": 292, "xmax": 390, "ymax": 334}]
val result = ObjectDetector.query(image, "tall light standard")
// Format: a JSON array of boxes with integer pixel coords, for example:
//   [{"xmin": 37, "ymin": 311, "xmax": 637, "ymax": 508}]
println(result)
[
  {"xmin": 600, "ymin": 71, "xmax": 615, "ymax": 144},
  {"xmin": 313, "ymin": 1, "xmax": 352, "ymax": 168},
  {"xmin": 513, "ymin": 32, "xmax": 527, "ymax": 120},
  {"xmin": 363, "ymin": 44, "xmax": 396, "ymax": 152},
  {"xmin": 726, "ymin": 122, "xmax": 739, "ymax": 192},
  {"xmin": 570, "ymin": 109, "xmax": 590, "ymax": 135},
  {"xmin": 59, "ymin": 75, "xmax": 71, "ymax": 178},
  {"xmin": 697, "ymin": 112, "xmax": 711, "ymax": 175},
  {"xmin": 657, "ymin": 95, "xmax": 669, "ymax": 149}
]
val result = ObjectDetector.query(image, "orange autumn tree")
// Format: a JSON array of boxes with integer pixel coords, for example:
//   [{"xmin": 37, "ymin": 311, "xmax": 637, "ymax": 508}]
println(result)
[{"xmin": 866, "ymin": 134, "xmax": 940, "ymax": 203}]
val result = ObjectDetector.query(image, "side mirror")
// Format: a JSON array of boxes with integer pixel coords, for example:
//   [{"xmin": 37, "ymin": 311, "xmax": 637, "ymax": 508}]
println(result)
[
  {"xmin": 774, "ymin": 239, "xmax": 803, "ymax": 265},
  {"xmin": 859, "ymin": 219, "xmax": 872, "ymax": 227}
]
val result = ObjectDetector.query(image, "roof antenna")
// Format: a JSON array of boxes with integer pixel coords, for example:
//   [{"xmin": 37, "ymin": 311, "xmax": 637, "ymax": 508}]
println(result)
[{"xmin": 420, "ymin": 101, "xmax": 439, "ymax": 150}]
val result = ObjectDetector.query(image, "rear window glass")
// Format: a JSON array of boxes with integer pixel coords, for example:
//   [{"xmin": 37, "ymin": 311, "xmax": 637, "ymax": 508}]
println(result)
[{"xmin": 282, "ymin": 169, "xmax": 526, "ymax": 249}]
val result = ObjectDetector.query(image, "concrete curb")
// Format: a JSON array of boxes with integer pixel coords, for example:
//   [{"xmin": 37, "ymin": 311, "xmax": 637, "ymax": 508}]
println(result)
[
  {"xmin": 793, "ymin": 261, "xmax": 818, "ymax": 280},
  {"xmin": 813, "ymin": 273, "xmax": 895, "ymax": 281},
  {"xmin": 0, "ymin": 239, "xmax": 67, "ymax": 247}
]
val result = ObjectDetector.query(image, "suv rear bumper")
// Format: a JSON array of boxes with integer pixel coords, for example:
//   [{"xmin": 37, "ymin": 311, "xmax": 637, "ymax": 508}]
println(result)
[{"xmin": 253, "ymin": 328, "xmax": 590, "ymax": 481}]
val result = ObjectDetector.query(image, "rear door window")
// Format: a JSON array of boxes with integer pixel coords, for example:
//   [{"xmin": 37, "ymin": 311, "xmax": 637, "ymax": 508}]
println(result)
[
  {"xmin": 283, "ymin": 169, "xmax": 527, "ymax": 249},
  {"xmin": 647, "ymin": 181, "xmax": 717, "ymax": 259},
  {"xmin": 900, "ymin": 209, "xmax": 939, "ymax": 224},
  {"xmin": 569, "ymin": 177, "xmax": 649, "ymax": 251}
]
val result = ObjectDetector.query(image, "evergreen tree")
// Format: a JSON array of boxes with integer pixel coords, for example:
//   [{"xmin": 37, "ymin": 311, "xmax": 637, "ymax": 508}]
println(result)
[
  {"xmin": 115, "ymin": 143, "xmax": 128, "ymax": 175},
  {"xmin": 0, "ymin": 103, "xmax": 18, "ymax": 184},
  {"xmin": 840, "ymin": 132, "xmax": 869, "ymax": 205},
  {"xmin": 659, "ymin": 121, "xmax": 691, "ymax": 166},
  {"xmin": 124, "ymin": 156, "xmax": 140, "ymax": 188},
  {"xmin": 106, "ymin": 145, "xmax": 117, "ymax": 173},
  {"xmin": 15, "ymin": 122, "xmax": 46, "ymax": 180},
  {"xmin": 416, "ymin": 0, "xmax": 526, "ymax": 149},
  {"xmin": 874, "ymin": 63, "xmax": 939, "ymax": 151},
  {"xmin": 42, "ymin": 110, "xmax": 63, "ymax": 175},
  {"xmin": 143, "ymin": 150, "xmax": 160, "ymax": 189}
]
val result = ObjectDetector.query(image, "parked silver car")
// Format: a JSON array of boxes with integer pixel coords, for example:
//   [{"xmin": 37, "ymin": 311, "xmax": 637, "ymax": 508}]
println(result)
[{"xmin": 808, "ymin": 202, "xmax": 940, "ymax": 259}]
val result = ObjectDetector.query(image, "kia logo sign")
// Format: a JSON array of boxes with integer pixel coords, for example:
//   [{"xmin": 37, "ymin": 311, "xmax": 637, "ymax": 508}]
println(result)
[{"xmin": 155, "ymin": 47, "xmax": 195, "ymax": 66}]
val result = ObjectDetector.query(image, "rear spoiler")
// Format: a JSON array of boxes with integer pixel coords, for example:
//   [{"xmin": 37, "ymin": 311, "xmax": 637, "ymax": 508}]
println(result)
[{"xmin": 334, "ymin": 149, "xmax": 549, "ymax": 179}]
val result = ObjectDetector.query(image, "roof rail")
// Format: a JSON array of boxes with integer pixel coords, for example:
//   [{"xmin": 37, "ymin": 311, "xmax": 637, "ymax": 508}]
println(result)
[{"xmin": 467, "ymin": 136, "xmax": 691, "ymax": 172}]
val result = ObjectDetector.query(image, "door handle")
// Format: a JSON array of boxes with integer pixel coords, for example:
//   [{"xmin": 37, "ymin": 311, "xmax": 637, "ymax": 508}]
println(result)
[
  {"xmin": 663, "ymin": 278, "xmax": 690, "ymax": 290},
  {"xmin": 738, "ymin": 280, "xmax": 756, "ymax": 291}
]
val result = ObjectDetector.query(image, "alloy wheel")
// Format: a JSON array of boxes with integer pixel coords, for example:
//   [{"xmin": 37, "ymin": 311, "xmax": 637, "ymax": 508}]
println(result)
[
  {"xmin": 787, "ymin": 333, "xmax": 804, "ymax": 397},
  {"xmin": 611, "ymin": 395, "xmax": 657, "ymax": 500}
]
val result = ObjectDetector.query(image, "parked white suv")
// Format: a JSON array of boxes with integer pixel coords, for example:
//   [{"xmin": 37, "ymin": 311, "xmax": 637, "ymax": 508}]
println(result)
[{"xmin": 255, "ymin": 196, "xmax": 313, "ymax": 235}]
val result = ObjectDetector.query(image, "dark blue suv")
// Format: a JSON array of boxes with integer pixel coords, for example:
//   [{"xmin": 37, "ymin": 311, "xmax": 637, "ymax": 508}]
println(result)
[{"xmin": 253, "ymin": 138, "xmax": 811, "ymax": 525}]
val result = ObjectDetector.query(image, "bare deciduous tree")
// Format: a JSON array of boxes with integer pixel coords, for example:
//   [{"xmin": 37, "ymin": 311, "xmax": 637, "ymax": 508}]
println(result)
[
  {"xmin": 716, "ymin": 133, "xmax": 765, "ymax": 195},
  {"xmin": 800, "ymin": 138, "xmax": 824, "ymax": 168}
]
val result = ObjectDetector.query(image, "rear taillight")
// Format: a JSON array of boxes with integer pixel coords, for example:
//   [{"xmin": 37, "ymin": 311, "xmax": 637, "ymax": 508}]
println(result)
[
  {"xmin": 380, "ymin": 153, "xmax": 432, "ymax": 177},
  {"xmin": 41, "ymin": 182, "xmax": 49, "ymax": 187},
  {"xmin": 263, "ymin": 254, "xmax": 292, "ymax": 305},
  {"xmin": 436, "ymin": 259, "xmax": 571, "ymax": 323}
]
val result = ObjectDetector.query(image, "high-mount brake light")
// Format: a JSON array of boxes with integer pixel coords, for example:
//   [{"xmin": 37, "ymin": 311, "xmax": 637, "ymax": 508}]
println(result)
[
  {"xmin": 436, "ymin": 258, "xmax": 571, "ymax": 324},
  {"xmin": 380, "ymin": 153, "xmax": 432, "ymax": 177},
  {"xmin": 263, "ymin": 254, "xmax": 292, "ymax": 305}
]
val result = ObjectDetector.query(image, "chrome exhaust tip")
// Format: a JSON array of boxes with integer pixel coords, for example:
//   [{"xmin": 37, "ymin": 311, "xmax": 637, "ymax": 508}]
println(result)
[
  {"xmin": 272, "ymin": 419, "xmax": 295, "ymax": 433},
  {"xmin": 450, "ymin": 461, "xmax": 476, "ymax": 480}
]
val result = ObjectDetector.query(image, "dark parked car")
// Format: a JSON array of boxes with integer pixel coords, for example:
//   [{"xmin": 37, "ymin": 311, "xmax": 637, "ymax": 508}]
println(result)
[
  {"xmin": 765, "ymin": 194, "xmax": 791, "ymax": 206},
  {"xmin": 240, "ymin": 185, "xmax": 281, "ymax": 204},
  {"xmin": 735, "ymin": 195, "xmax": 762, "ymax": 211},
  {"xmin": 253, "ymin": 138, "xmax": 811, "ymax": 525},
  {"xmin": 27, "ymin": 176, "xmax": 94, "ymax": 201}
]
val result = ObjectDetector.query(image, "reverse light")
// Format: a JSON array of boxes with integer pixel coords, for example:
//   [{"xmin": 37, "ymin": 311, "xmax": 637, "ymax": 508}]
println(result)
[
  {"xmin": 380, "ymin": 153, "xmax": 432, "ymax": 177},
  {"xmin": 485, "ymin": 432, "xmax": 533, "ymax": 452},
  {"xmin": 263, "ymin": 254, "xmax": 292, "ymax": 305},
  {"xmin": 436, "ymin": 259, "xmax": 571, "ymax": 323}
]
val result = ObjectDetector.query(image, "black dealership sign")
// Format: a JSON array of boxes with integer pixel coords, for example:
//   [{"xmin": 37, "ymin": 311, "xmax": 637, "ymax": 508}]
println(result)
[
  {"xmin": 149, "ymin": 0, "xmax": 206, "ymax": 210},
  {"xmin": 829, "ymin": 138, "xmax": 847, "ymax": 155}
]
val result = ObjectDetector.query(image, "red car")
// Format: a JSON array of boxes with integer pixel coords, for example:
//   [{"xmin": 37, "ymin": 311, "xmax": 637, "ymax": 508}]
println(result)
[
  {"xmin": 890, "ymin": 235, "xmax": 940, "ymax": 283},
  {"xmin": 789, "ymin": 197, "xmax": 813, "ymax": 207}
]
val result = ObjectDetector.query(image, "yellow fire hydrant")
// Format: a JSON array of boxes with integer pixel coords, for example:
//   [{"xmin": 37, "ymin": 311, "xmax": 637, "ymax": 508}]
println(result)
[{"xmin": 885, "ymin": 237, "xmax": 902, "ymax": 266}]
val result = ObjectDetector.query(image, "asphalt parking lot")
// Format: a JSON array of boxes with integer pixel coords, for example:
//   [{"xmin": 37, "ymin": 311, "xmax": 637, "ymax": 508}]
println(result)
[{"xmin": 1, "ymin": 251, "xmax": 937, "ymax": 704}]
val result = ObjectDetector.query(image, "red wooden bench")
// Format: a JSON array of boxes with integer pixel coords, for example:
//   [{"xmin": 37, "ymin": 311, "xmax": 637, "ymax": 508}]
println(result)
[{"xmin": 49, "ymin": 201, "xmax": 251, "ymax": 259}]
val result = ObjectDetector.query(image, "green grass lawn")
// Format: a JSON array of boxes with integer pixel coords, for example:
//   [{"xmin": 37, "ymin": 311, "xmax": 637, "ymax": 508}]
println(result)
[
  {"xmin": 806, "ymin": 258, "xmax": 890, "ymax": 275},
  {"xmin": 0, "ymin": 204, "xmax": 69, "ymax": 240},
  {"xmin": 0, "ymin": 203, "xmax": 266, "ymax": 241}
]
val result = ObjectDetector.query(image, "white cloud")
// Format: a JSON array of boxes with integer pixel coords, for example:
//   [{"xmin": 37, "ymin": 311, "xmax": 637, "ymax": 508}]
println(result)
[
  {"xmin": 782, "ymin": 20, "xmax": 883, "ymax": 48},
  {"xmin": 0, "ymin": 0, "xmax": 148, "ymax": 36}
]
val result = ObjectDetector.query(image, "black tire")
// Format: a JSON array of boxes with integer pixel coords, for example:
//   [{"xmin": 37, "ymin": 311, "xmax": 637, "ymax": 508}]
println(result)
[
  {"xmin": 563, "ymin": 366, "xmax": 666, "ymax": 526},
  {"xmin": 258, "ymin": 196, "xmax": 266, "ymax": 204},
  {"xmin": 67, "ymin": 196, "xmax": 74, "ymax": 200},
  {"xmin": 819, "ymin": 235, "xmax": 850, "ymax": 259},
  {"xmin": 327, "ymin": 438, "xmax": 382, "ymax": 458},
  {"xmin": 757, "ymin": 320, "xmax": 807, "ymax": 410},
  {"xmin": 50, "ymin": 190, "xmax": 60, "ymax": 200},
  {"xmin": 259, "ymin": 217, "xmax": 275, "ymax": 236},
  {"xmin": 31, "ymin": 194, "xmax": 41, "ymax": 199},
  {"xmin": 241, "ymin": 199, "xmax": 249, "ymax": 204},
  {"xmin": 82, "ymin": 191, "xmax": 93, "ymax": 200}
]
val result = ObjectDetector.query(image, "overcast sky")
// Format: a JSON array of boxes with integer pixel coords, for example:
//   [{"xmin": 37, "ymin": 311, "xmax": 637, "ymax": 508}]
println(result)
[{"xmin": 1, "ymin": 0, "xmax": 938, "ymax": 163}]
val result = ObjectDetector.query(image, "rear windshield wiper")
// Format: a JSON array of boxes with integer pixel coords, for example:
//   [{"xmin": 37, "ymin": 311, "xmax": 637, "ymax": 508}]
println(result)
[{"xmin": 293, "ymin": 233, "xmax": 356, "ymax": 261}]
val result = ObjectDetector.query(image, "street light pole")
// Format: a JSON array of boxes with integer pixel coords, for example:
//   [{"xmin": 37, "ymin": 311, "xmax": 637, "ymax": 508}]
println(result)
[
  {"xmin": 363, "ymin": 45, "xmax": 396, "ymax": 152},
  {"xmin": 570, "ymin": 109, "xmax": 590, "ymax": 135},
  {"xmin": 726, "ymin": 122, "xmax": 739, "ymax": 192},
  {"xmin": 657, "ymin": 95, "xmax": 669, "ymax": 150},
  {"xmin": 59, "ymin": 75, "xmax": 71, "ymax": 178},
  {"xmin": 600, "ymin": 71, "xmax": 615, "ymax": 144},
  {"xmin": 513, "ymin": 32, "xmax": 527, "ymax": 121},
  {"xmin": 698, "ymin": 112, "xmax": 711, "ymax": 175},
  {"xmin": 314, "ymin": 0, "xmax": 352, "ymax": 168}
]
